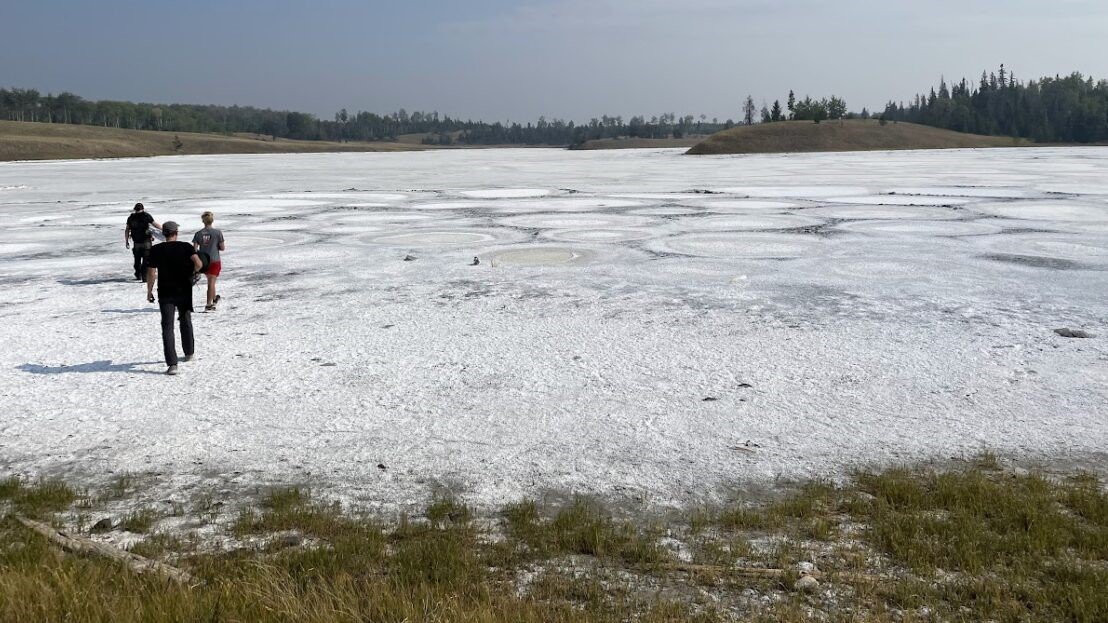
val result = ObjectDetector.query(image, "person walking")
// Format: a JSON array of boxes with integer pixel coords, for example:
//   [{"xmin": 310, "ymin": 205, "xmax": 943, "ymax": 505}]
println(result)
[
  {"xmin": 192, "ymin": 211, "xmax": 225, "ymax": 311},
  {"xmin": 146, "ymin": 221, "xmax": 202, "ymax": 375},
  {"xmin": 124, "ymin": 203, "xmax": 161, "ymax": 281}
]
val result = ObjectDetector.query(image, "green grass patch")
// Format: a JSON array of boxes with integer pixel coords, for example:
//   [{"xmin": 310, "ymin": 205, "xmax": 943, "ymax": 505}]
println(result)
[
  {"xmin": 0, "ymin": 477, "xmax": 76, "ymax": 518},
  {"xmin": 1, "ymin": 457, "xmax": 1105, "ymax": 622},
  {"xmin": 119, "ymin": 508, "xmax": 160, "ymax": 534},
  {"xmin": 503, "ymin": 498, "xmax": 671, "ymax": 565}
]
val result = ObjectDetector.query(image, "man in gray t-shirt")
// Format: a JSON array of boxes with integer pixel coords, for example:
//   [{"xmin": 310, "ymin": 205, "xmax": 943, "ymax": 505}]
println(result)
[{"xmin": 192, "ymin": 211, "xmax": 226, "ymax": 311}]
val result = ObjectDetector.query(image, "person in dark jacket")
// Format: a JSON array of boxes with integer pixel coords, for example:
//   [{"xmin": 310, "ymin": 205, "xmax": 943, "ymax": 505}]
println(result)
[
  {"xmin": 124, "ymin": 203, "xmax": 162, "ymax": 281},
  {"xmin": 146, "ymin": 221, "xmax": 202, "ymax": 375}
]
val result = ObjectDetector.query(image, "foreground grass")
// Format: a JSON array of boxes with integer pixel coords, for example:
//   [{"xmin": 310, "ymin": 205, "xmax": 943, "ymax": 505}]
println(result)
[{"xmin": 0, "ymin": 457, "xmax": 1105, "ymax": 622}]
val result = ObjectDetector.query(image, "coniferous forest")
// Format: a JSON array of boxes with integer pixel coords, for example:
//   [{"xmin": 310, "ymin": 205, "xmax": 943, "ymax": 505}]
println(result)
[
  {"xmin": 882, "ymin": 66, "xmax": 1108, "ymax": 143},
  {"xmin": 3, "ymin": 67, "xmax": 1107, "ymax": 146}
]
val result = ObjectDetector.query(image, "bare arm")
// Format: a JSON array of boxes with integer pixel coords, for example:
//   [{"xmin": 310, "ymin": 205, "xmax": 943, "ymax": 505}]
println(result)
[
  {"xmin": 219, "ymin": 231, "xmax": 225, "ymax": 251},
  {"xmin": 152, "ymin": 221, "xmax": 162, "ymax": 230},
  {"xmin": 146, "ymin": 268, "xmax": 157, "ymax": 301},
  {"xmin": 192, "ymin": 254, "xmax": 203, "ymax": 273},
  {"xmin": 124, "ymin": 226, "xmax": 131, "ymax": 248}
]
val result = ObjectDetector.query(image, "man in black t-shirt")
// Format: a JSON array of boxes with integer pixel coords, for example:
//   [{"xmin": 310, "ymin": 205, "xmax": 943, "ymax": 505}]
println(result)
[
  {"xmin": 125, "ymin": 203, "xmax": 162, "ymax": 281},
  {"xmin": 147, "ymin": 221, "xmax": 202, "ymax": 375}
]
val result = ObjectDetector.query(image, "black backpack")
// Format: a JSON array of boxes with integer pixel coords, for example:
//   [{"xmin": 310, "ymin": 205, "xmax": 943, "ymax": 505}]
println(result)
[{"xmin": 128, "ymin": 213, "xmax": 153, "ymax": 242}]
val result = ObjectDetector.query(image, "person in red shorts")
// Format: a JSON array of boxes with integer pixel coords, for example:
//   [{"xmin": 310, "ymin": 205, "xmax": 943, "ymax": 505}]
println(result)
[{"xmin": 192, "ymin": 211, "xmax": 226, "ymax": 311}]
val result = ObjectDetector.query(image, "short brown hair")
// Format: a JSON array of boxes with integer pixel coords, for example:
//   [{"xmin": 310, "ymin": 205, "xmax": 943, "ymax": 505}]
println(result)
[{"xmin": 201, "ymin": 211, "xmax": 214, "ymax": 226}]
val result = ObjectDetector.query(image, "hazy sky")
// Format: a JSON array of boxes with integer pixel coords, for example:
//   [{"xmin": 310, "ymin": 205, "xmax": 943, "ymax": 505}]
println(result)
[{"xmin": 4, "ymin": 0, "xmax": 1108, "ymax": 122}]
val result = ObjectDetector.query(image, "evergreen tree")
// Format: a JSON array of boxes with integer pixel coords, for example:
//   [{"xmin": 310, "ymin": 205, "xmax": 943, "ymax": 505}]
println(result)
[
  {"xmin": 770, "ymin": 100, "xmax": 783, "ymax": 122},
  {"xmin": 743, "ymin": 95, "xmax": 756, "ymax": 125}
]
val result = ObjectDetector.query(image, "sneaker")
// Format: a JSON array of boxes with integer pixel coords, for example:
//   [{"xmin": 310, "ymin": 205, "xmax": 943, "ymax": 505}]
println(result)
[
  {"xmin": 182, "ymin": 354, "xmax": 194, "ymax": 362},
  {"xmin": 205, "ymin": 304, "xmax": 216, "ymax": 312},
  {"xmin": 166, "ymin": 365, "xmax": 179, "ymax": 376}
]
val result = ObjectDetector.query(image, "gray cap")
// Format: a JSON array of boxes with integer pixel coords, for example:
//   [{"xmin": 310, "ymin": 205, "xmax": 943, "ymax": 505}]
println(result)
[{"xmin": 162, "ymin": 221, "xmax": 179, "ymax": 235}]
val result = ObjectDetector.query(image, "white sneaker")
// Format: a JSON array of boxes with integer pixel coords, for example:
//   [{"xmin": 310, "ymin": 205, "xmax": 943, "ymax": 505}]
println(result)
[{"xmin": 166, "ymin": 365, "xmax": 179, "ymax": 375}]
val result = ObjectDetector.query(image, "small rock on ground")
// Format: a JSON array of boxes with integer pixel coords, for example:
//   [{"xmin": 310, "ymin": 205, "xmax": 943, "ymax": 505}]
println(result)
[
  {"xmin": 794, "ymin": 574, "xmax": 820, "ymax": 592},
  {"xmin": 1054, "ymin": 328, "xmax": 1094, "ymax": 338}
]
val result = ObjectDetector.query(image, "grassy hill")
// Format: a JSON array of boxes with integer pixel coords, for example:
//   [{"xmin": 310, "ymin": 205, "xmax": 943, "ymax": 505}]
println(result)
[
  {"xmin": 687, "ymin": 119, "xmax": 1029, "ymax": 155},
  {"xmin": 570, "ymin": 136, "xmax": 705, "ymax": 150},
  {"xmin": 0, "ymin": 121, "xmax": 431, "ymax": 161}
]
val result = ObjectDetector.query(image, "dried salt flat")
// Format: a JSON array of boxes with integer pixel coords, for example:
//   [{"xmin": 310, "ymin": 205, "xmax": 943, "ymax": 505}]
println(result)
[
  {"xmin": 802, "ymin": 205, "xmax": 963, "ymax": 220},
  {"xmin": 822, "ymin": 194, "xmax": 975, "ymax": 206},
  {"xmin": 405, "ymin": 200, "xmax": 492, "ymax": 211},
  {"xmin": 496, "ymin": 197, "xmax": 645, "ymax": 212},
  {"xmin": 610, "ymin": 192, "xmax": 716, "ymax": 200},
  {"xmin": 487, "ymin": 245, "xmax": 595, "ymax": 266},
  {"xmin": 0, "ymin": 242, "xmax": 46, "ymax": 255},
  {"xmin": 978, "ymin": 233, "xmax": 1108, "ymax": 265},
  {"xmin": 626, "ymin": 206, "xmax": 703, "ymax": 216},
  {"xmin": 833, "ymin": 219, "xmax": 1004, "ymax": 237},
  {"xmin": 673, "ymin": 214, "xmax": 825, "ymax": 231},
  {"xmin": 269, "ymin": 192, "xmax": 408, "ymax": 202},
  {"xmin": 229, "ymin": 232, "xmax": 315, "ymax": 250},
  {"xmin": 970, "ymin": 200, "xmax": 1108, "ymax": 222},
  {"xmin": 646, "ymin": 231, "xmax": 824, "ymax": 259},
  {"xmin": 459, "ymin": 188, "xmax": 554, "ymax": 199},
  {"xmin": 692, "ymin": 199, "xmax": 800, "ymax": 212},
  {"xmin": 329, "ymin": 212, "xmax": 438, "ymax": 225},
  {"xmin": 362, "ymin": 228, "xmax": 523, "ymax": 247},
  {"xmin": 182, "ymin": 198, "xmax": 331, "ymax": 213},
  {"xmin": 541, "ymin": 227, "xmax": 658, "ymax": 243},
  {"xmin": 886, "ymin": 186, "xmax": 1041, "ymax": 199},
  {"xmin": 497, "ymin": 213, "xmax": 657, "ymax": 229},
  {"xmin": 718, "ymin": 185, "xmax": 869, "ymax": 198},
  {"xmin": 1, "ymin": 146, "xmax": 1107, "ymax": 514}
]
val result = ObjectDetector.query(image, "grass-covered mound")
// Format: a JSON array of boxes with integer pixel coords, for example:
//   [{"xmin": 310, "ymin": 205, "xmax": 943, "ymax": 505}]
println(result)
[
  {"xmin": 687, "ymin": 119, "xmax": 1028, "ymax": 155},
  {"xmin": 0, "ymin": 120, "xmax": 428, "ymax": 161}
]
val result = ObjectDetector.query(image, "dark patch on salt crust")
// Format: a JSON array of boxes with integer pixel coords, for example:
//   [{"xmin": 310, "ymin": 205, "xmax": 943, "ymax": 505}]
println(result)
[
  {"xmin": 58, "ymin": 277, "xmax": 133, "ymax": 286},
  {"xmin": 237, "ymin": 270, "xmax": 305, "ymax": 283},
  {"xmin": 770, "ymin": 224, "xmax": 839, "ymax": 237},
  {"xmin": 998, "ymin": 227, "xmax": 1062, "ymax": 235},
  {"xmin": 979, "ymin": 253, "xmax": 1094, "ymax": 270},
  {"xmin": 253, "ymin": 288, "xmax": 312, "ymax": 302}
]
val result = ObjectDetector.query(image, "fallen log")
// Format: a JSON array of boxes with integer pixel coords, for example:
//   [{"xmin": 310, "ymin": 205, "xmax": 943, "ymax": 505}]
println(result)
[{"xmin": 15, "ymin": 515, "xmax": 195, "ymax": 585}]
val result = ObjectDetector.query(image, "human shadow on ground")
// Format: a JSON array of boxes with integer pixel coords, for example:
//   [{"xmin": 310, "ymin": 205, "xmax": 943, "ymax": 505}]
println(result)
[
  {"xmin": 58, "ymin": 277, "xmax": 134, "ymax": 286},
  {"xmin": 102, "ymin": 308, "xmax": 157, "ymax": 314},
  {"xmin": 18, "ymin": 360, "xmax": 163, "ymax": 375}
]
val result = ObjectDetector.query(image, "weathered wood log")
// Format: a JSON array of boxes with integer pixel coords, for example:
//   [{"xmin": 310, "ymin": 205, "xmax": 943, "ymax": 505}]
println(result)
[{"xmin": 15, "ymin": 515, "xmax": 195, "ymax": 585}]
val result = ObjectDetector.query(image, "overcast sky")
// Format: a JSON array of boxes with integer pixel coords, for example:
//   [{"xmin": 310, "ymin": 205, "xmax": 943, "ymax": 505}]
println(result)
[{"xmin": 4, "ymin": 0, "xmax": 1108, "ymax": 123}]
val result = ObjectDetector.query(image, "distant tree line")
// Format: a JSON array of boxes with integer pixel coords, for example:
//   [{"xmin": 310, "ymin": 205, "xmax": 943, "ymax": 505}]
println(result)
[
  {"xmin": 883, "ymin": 65, "xmax": 1108, "ymax": 143},
  {"xmin": 0, "ymin": 88, "xmax": 736, "ymax": 146},
  {"xmin": 8, "ymin": 68, "xmax": 1103, "ymax": 145}
]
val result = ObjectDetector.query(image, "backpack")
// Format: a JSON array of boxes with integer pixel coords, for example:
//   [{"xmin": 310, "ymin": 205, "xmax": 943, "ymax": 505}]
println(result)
[{"xmin": 128, "ymin": 213, "xmax": 153, "ymax": 242}]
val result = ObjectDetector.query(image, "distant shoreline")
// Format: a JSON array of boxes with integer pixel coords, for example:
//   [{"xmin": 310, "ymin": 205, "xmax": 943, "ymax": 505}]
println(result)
[{"xmin": 6, "ymin": 118, "xmax": 1097, "ymax": 163}]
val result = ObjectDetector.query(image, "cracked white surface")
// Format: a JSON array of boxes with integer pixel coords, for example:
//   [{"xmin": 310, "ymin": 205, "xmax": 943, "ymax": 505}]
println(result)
[{"xmin": 0, "ymin": 147, "xmax": 1106, "ymax": 511}]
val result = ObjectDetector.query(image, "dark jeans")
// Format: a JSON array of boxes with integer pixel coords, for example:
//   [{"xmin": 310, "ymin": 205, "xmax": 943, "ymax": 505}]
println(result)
[
  {"xmin": 159, "ymin": 296, "xmax": 194, "ymax": 366},
  {"xmin": 132, "ymin": 241, "xmax": 151, "ymax": 280}
]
